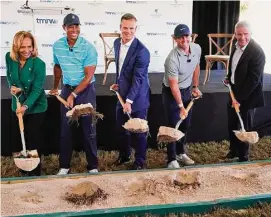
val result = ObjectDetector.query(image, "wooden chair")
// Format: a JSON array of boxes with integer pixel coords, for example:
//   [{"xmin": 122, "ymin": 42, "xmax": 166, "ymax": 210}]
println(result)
[
  {"xmin": 203, "ymin": 33, "xmax": 234, "ymax": 85},
  {"xmin": 99, "ymin": 33, "xmax": 121, "ymax": 85},
  {"xmin": 171, "ymin": 33, "xmax": 198, "ymax": 48}
]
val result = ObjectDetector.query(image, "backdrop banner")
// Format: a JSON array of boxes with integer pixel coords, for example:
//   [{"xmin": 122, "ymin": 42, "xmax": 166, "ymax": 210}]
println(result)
[{"xmin": 0, "ymin": 0, "xmax": 193, "ymax": 75}]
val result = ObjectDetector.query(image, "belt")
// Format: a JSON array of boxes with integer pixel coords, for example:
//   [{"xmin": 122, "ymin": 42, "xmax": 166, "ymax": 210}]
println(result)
[
  {"xmin": 162, "ymin": 83, "xmax": 190, "ymax": 91},
  {"xmin": 64, "ymin": 84, "xmax": 78, "ymax": 91}
]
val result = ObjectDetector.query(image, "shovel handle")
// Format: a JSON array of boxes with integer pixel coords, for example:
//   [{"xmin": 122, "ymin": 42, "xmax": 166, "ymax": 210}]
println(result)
[
  {"xmin": 114, "ymin": 91, "xmax": 126, "ymax": 108},
  {"xmin": 56, "ymin": 95, "xmax": 69, "ymax": 107},
  {"xmin": 16, "ymin": 101, "xmax": 24, "ymax": 131},
  {"xmin": 229, "ymin": 89, "xmax": 240, "ymax": 113},
  {"xmin": 180, "ymin": 98, "xmax": 197, "ymax": 120}
]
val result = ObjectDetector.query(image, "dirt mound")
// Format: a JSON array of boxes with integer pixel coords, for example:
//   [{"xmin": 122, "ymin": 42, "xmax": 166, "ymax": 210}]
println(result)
[
  {"xmin": 20, "ymin": 191, "xmax": 43, "ymax": 204},
  {"xmin": 65, "ymin": 181, "xmax": 108, "ymax": 205},
  {"xmin": 128, "ymin": 171, "xmax": 201, "ymax": 198}
]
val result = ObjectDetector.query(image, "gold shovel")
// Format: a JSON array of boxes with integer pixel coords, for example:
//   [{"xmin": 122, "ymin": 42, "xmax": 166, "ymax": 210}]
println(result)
[
  {"xmin": 12, "ymin": 93, "xmax": 40, "ymax": 172},
  {"xmin": 157, "ymin": 95, "xmax": 201, "ymax": 144},
  {"xmin": 49, "ymin": 93, "xmax": 103, "ymax": 123},
  {"xmin": 110, "ymin": 87, "xmax": 149, "ymax": 133},
  {"xmin": 223, "ymin": 80, "xmax": 259, "ymax": 144}
]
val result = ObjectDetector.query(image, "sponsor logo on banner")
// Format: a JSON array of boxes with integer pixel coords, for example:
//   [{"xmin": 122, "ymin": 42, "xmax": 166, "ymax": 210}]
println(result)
[
  {"xmin": 0, "ymin": 66, "xmax": 7, "ymax": 70},
  {"xmin": 42, "ymin": 44, "xmax": 53, "ymax": 48},
  {"xmin": 166, "ymin": 22, "xmax": 179, "ymax": 26},
  {"xmin": 126, "ymin": 0, "xmax": 147, "ymax": 4},
  {"xmin": 36, "ymin": 18, "xmax": 58, "ymax": 25},
  {"xmin": 1, "ymin": 1, "xmax": 12, "ymax": 5},
  {"xmin": 0, "ymin": 20, "xmax": 19, "ymax": 25},
  {"xmin": 151, "ymin": 50, "xmax": 161, "ymax": 58},
  {"xmin": 40, "ymin": 0, "xmax": 62, "ymax": 3},
  {"xmin": 1, "ymin": 41, "xmax": 11, "ymax": 48},
  {"xmin": 105, "ymin": 11, "xmax": 126, "ymax": 16},
  {"xmin": 17, "ymin": 9, "xmax": 32, "ymax": 14},
  {"xmin": 146, "ymin": 32, "xmax": 167, "ymax": 36},
  {"xmin": 84, "ymin": 22, "xmax": 106, "ymax": 26},
  {"xmin": 151, "ymin": 9, "xmax": 162, "ymax": 18},
  {"xmin": 170, "ymin": 0, "xmax": 183, "ymax": 7},
  {"xmin": 88, "ymin": 0, "xmax": 103, "ymax": 6}
]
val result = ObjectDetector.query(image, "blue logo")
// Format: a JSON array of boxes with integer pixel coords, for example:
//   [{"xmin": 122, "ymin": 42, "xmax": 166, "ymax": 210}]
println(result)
[
  {"xmin": 0, "ymin": 66, "xmax": 7, "ymax": 70},
  {"xmin": 36, "ymin": 18, "xmax": 58, "ymax": 24},
  {"xmin": 84, "ymin": 22, "xmax": 106, "ymax": 26}
]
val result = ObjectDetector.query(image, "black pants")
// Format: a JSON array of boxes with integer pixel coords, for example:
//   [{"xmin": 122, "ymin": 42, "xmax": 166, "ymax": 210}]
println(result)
[
  {"xmin": 227, "ymin": 103, "xmax": 255, "ymax": 159},
  {"xmin": 162, "ymin": 85, "xmax": 193, "ymax": 163},
  {"xmin": 59, "ymin": 83, "xmax": 97, "ymax": 170},
  {"xmin": 11, "ymin": 111, "xmax": 45, "ymax": 176}
]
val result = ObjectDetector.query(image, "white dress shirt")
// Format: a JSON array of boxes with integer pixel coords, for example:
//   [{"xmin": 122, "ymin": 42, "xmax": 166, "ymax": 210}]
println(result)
[
  {"xmin": 119, "ymin": 37, "xmax": 135, "ymax": 104},
  {"xmin": 119, "ymin": 37, "xmax": 134, "ymax": 74},
  {"xmin": 231, "ymin": 42, "xmax": 248, "ymax": 84}
]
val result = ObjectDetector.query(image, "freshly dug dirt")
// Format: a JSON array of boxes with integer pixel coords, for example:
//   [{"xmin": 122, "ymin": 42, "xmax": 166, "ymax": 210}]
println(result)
[
  {"xmin": 1, "ymin": 162, "xmax": 271, "ymax": 216},
  {"xmin": 65, "ymin": 181, "xmax": 108, "ymax": 205},
  {"xmin": 157, "ymin": 126, "xmax": 184, "ymax": 143},
  {"xmin": 123, "ymin": 118, "xmax": 149, "ymax": 133}
]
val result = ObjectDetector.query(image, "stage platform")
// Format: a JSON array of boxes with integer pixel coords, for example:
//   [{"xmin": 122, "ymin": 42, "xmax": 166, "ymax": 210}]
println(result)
[{"xmin": 1, "ymin": 70, "xmax": 271, "ymax": 156}]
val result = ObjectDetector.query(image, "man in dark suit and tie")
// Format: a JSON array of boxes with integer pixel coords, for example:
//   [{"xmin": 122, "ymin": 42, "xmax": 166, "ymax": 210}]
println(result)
[
  {"xmin": 225, "ymin": 20, "xmax": 265, "ymax": 162},
  {"xmin": 110, "ymin": 13, "xmax": 150, "ymax": 170}
]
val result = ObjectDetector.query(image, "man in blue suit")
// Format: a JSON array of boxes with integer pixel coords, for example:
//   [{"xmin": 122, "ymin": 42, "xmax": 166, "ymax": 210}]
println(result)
[{"xmin": 110, "ymin": 13, "xmax": 150, "ymax": 170}]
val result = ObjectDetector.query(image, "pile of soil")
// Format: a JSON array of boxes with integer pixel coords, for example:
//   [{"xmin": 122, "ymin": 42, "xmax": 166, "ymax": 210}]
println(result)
[{"xmin": 65, "ymin": 181, "xmax": 108, "ymax": 205}]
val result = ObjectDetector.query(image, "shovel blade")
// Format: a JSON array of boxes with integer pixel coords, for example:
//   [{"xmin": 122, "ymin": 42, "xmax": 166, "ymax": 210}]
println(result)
[
  {"xmin": 233, "ymin": 130, "xmax": 259, "ymax": 144},
  {"xmin": 14, "ymin": 157, "xmax": 40, "ymax": 172}
]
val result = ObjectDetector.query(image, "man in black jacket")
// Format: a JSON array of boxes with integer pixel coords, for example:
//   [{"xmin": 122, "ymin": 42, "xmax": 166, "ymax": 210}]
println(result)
[{"xmin": 225, "ymin": 20, "xmax": 266, "ymax": 161}]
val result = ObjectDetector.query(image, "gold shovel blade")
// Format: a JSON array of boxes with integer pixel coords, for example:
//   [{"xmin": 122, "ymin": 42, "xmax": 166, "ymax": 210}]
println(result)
[
  {"xmin": 14, "ymin": 157, "xmax": 40, "ymax": 172},
  {"xmin": 233, "ymin": 130, "xmax": 259, "ymax": 144}
]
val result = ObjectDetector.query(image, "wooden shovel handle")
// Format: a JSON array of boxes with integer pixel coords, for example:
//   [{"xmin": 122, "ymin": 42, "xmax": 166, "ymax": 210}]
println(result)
[
  {"xmin": 180, "ymin": 100, "xmax": 195, "ymax": 120},
  {"xmin": 56, "ymin": 95, "xmax": 69, "ymax": 107},
  {"xmin": 16, "ymin": 101, "xmax": 24, "ymax": 131},
  {"xmin": 229, "ymin": 89, "xmax": 240, "ymax": 113},
  {"xmin": 115, "ymin": 92, "xmax": 126, "ymax": 108}
]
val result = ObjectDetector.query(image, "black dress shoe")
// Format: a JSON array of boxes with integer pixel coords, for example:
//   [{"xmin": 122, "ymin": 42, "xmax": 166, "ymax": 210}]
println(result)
[
  {"xmin": 238, "ymin": 157, "xmax": 249, "ymax": 162},
  {"xmin": 114, "ymin": 156, "xmax": 131, "ymax": 166},
  {"xmin": 225, "ymin": 151, "xmax": 238, "ymax": 159}
]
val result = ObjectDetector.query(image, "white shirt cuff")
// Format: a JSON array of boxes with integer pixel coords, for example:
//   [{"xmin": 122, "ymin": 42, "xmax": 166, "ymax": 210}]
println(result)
[{"xmin": 126, "ymin": 99, "xmax": 133, "ymax": 104}]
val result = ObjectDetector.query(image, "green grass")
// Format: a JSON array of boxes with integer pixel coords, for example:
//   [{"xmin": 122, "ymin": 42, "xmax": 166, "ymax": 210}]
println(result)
[
  {"xmin": 2, "ymin": 136, "xmax": 271, "ymax": 177},
  {"xmin": 1, "ymin": 136, "xmax": 271, "ymax": 217}
]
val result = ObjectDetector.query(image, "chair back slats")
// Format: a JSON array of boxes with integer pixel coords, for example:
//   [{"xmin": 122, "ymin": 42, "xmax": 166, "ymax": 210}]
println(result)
[
  {"xmin": 207, "ymin": 33, "xmax": 234, "ymax": 56},
  {"xmin": 99, "ymin": 33, "xmax": 121, "ymax": 57},
  {"xmin": 99, "ymin": 33, "xmax": 121, "ymax": 85}
]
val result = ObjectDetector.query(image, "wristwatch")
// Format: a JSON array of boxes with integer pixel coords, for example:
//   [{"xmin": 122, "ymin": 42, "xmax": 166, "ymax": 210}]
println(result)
[{"xmin": 192, "ymin": 85, "xmax": 198, "ymax": 89}]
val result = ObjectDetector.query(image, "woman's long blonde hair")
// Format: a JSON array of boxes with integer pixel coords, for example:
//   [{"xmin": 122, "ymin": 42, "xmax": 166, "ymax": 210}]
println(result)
[{"xmin": 10, "ymin": 31, "xmax": 38, "ymax": 61}]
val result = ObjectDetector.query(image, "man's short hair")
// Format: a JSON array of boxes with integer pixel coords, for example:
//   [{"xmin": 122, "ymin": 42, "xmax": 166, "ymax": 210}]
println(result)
[
  {"xmin": 121, "ymin": 13, "xmax": 137, "ymax": 22},
  {"xmin": 235, "ymin": 20, "xmax": 251, "ymax": 33}
]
